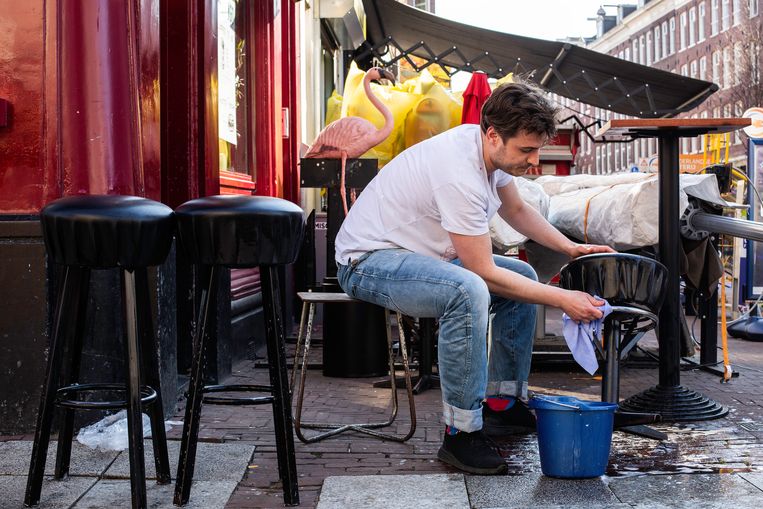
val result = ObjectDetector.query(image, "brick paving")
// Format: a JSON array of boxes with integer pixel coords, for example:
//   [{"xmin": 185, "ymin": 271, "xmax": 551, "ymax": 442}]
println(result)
[
  {"xmin": 7, "ymin": 306, "xmax": 763, "ymax": 507},
  {"xmin": 162, "ymin": 308, "xmax": 763, "ymax": 508}
]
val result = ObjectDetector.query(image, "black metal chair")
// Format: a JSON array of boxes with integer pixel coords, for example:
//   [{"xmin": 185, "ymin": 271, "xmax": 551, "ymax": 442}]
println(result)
[
  {"xmin": 173, "ymin": 195, "xmax": 303, "ymax": 507},
  {"xmin": 26, "ymin": 195, "xmax": 174, "ymax": 509},
  {"xmin": 559, "ymin": 253, "xmax": 668, "ymax": 438}
]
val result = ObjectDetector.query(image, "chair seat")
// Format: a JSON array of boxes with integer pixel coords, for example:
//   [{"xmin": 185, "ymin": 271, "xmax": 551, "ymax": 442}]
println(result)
[
  {"xmin": 41, "ymin": 195, "xmax": 174, "ymax": 268},
  {"xmin": 297, "ymin": 291, "xmax": 357, "ymax": 303},
  {"xmin": 175, "ymin": 195, "xmax": 304, "ymax": 267},
  {"xmin": 559, "ymin": 253, "xmax": 668, "ymax": 314}
]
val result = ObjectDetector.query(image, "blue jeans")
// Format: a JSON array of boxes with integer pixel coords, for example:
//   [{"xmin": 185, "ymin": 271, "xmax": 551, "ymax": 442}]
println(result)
[{"xmin": 337, "ymin": 249, "xmax": 537, "ymax": 432}]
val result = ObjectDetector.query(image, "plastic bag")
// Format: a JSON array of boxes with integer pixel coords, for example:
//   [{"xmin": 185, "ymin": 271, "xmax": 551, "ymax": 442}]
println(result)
[
  {"xmin": 76, "ymin": 410, "xmax": 174, "ymax": 451},
  {"xmin": 324, "ymin": 90, "xmax": 343, "ymax": 127},
  {"xmin": 404, "ymin": 97, "xmax": 450, "ymax": 149},
  {"xmin": 413, "ymin": 69, "xmax": 464, "ymax": 130},
  {"xmin": 341, "ymin": 63, "xmax": 419, "ymax": 167}
]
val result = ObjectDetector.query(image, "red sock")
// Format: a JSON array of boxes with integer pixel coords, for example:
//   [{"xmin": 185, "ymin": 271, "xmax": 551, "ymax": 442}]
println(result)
[
  {"xmin": 445, "ymin": 425, "xmax": 460, "ymax": 435},
  {"xmin": 485, "ymin": 396, "xmax": 516, "ymax": 412}
]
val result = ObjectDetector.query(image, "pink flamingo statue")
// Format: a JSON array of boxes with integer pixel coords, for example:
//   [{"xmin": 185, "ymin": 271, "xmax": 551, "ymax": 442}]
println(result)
[{"xmin": 304, "ymin": 67, "xmax": 396, "ymax": 215}]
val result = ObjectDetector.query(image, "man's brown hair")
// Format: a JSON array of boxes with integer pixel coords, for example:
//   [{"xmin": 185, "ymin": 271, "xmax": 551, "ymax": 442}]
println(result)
[{"xmin": 480, "ymin": 81, "xmax": 559, "ymax": 141}]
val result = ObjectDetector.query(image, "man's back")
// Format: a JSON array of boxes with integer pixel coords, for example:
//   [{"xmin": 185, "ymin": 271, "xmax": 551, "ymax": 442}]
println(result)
[{"xmin": 335, "ymin": 124, "xmax": 511, "ymax": 264}]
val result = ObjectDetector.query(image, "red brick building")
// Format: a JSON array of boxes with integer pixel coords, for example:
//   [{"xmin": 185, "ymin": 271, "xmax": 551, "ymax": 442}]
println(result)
[{"xmin": 567, "ymin": 0, "xmax": 761, "ymax": 174}]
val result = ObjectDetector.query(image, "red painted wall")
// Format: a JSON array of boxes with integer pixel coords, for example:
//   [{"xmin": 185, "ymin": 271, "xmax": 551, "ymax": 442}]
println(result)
[
  {"xmin": 0, "ymin": 0, "xmax": 161, "ymax": 214},
  {"xmin": 254, "ymin": 0, "xmax": 284, "ymax": 199},
  {"xmin": 0, "ymin": 0, "xmax": 53, "ymax": 213}
]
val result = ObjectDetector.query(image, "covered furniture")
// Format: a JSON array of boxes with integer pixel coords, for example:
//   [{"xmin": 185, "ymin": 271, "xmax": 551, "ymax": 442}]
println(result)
[
  {"xmin": 292, "ymin": 291, "xmax": 416, "ymax": 443},
  {"xmin": 173, "ymin": 195, "xmax": 303, "ymax": 507},
  {"xmin": 26, "ymin": 195, "xmax": 174, "ymax": 509}
]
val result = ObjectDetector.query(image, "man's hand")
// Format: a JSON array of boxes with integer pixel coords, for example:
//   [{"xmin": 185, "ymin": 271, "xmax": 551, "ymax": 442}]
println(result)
[
  {"xmin": 559, "ymin": 290, "xmax": 606, "ymax": 323},
  {"xmin": 567, "ymin": 242, "xmax": 616, "ymax": 259}
]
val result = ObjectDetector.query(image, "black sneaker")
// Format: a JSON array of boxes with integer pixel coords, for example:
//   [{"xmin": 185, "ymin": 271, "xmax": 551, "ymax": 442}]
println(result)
[
  {"xmin": 482, "ymin": 400, "xmax": 536, "ymax": 437},
  {"xmin": 437, "ymin": 430, "xmax": 508, "ymax": 475}
]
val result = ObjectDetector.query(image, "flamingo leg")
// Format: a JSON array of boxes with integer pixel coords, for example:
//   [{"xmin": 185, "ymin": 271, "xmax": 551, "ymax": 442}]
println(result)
[{"xmin": 340, "ymin": 151, "xmax": 349, "ymax": 216}]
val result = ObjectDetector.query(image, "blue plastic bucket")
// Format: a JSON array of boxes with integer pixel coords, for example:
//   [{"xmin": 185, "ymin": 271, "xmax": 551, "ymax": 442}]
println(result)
[{"xmin": 528, "ymin": 396, "xmax": 618, "ymax": 478}]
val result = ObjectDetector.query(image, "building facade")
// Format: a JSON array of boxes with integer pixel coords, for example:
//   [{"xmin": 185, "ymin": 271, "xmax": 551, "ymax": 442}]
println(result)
[{"xmin": 567, "ymin": 0, "xmax": 761, "ymax": 174}]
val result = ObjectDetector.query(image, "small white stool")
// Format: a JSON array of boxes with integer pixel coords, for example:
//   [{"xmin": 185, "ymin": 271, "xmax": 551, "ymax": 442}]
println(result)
[{"xmin": 291, "ymin": 291, "xmax": 416, "ymax": 443}]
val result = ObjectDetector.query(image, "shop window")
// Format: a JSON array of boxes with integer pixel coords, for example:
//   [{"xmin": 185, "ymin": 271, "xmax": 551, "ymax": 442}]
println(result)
[{"xmin": 217, "ymin": 0, "xmax": 255, "ymax": 181}]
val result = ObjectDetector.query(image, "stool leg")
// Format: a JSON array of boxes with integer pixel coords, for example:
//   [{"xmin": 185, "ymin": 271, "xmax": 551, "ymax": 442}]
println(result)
[
  {"xmin": 290, "ymin": 301, "xmax": 309, "ymax": 394},
  {"xmin": 54, "ymin": 268, "xmax": 91, "ymax": 480},
  {"xmin": 261, "ymin": 266, "xmax": 299, "ymax": 506},
  {"xmin": 601, "ymin": 320, "xmax": 621, "ymax": 403},
  {"xmin": 135, "ymin": 268, "xmax": 171, "ymax": 485},
  {"xmin": 293, "ymin": 303, "xmax": 315, "ymax": 443},
  {"xmin": 174, "ymin": 265, "xmax": 217, "ymax": 506},
  {"xmin": 25, "ymin": 266, "xmax": 87, "ymax": 506},
  {"xmin": 122, "ymin": 269, "xmax": 148, "ymax": 509}
]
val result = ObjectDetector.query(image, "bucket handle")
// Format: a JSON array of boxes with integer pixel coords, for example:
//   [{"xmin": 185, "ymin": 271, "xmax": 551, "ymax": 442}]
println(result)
[{"xmin": 533, "ymin": 396, "xmax": 581, "ymax": 410}]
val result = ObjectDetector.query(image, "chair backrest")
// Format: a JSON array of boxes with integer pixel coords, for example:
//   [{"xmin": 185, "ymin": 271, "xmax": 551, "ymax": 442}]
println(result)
[{"xmin": 559, "ymin": 253, "xmax": 668, "ymax": 314}]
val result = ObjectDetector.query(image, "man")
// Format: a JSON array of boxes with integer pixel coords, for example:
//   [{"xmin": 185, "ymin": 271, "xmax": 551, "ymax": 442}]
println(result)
[{"xmin": 335, "ymin": 81, "xmax": 614, "ymax": 475}]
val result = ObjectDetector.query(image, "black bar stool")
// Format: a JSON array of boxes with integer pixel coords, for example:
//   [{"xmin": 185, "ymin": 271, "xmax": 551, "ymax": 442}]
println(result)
[
  {"xmin": 560, "ymin": 253, "xmax": 669, "ymax": 439},
  {"xmin": 173, "ymin": 195, "xmax": 303, "ymax": 507},
  {"xmin": 25, "ymin": 195, "xmax": 174, "ymax": 509}
]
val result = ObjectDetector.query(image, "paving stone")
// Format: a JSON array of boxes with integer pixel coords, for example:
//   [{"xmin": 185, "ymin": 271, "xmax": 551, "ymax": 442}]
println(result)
[
  {"xmin": 0, "ymin": 474, "xmax": 96, "ymax": 508},
  {"xmin": 73, "ymin": 479, "xmax": 237, "ymax": 508},
  {"xmin": 0, "ymin": 440, "xmax": 118, "ymax": 477},
  {"xmin": 739, "ymin": 472, "xmax": 763, "ymax": 490},
  {"xmin": 103, "ymin": 440, "xmax": 254, "ymax": 481},
  {"xmin": 316, "ymin": 473, "xmax": 469, "ymax": 509},
  {"xmin": 609, "ymin": 473, "xmax": 763, "ymax": 506},
  {"xmin": 466, "ymin": 472, "xmax": 619, "ymax": 508}
]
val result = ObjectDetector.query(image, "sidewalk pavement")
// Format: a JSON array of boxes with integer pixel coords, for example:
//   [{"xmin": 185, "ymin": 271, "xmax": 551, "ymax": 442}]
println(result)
[{"xmin": 4, "ymin": 308, "xmax": 763, "ymax": 508}]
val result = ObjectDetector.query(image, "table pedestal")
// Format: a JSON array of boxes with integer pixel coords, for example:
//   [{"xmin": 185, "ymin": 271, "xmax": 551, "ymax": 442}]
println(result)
[{"xmin": 601, "ymin": 128, "xmax": 730, "ymax": 421}]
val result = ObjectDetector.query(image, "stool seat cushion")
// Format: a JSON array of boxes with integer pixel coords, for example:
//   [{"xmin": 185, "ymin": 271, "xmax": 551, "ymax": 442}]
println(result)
[
  {"xmin": 559, "ymin": 253, "xmax": 668, "ymax": 313},
  {"xmin": 41, "ymin": 195, "xmax": 174, "ymax": 269},
  {"xmin": 175, "ymin": 195, "xmax": 304, "ymax": 267}
]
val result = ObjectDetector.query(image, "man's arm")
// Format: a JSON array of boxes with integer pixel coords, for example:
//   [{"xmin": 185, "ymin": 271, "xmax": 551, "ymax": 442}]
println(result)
[
  {"xmin": 496, "ymin": 181, "xmax": 614, "ymax": 257},
  {"xmin": 449, "ymin": 231, "xmax": 605, "ymax": 322}
]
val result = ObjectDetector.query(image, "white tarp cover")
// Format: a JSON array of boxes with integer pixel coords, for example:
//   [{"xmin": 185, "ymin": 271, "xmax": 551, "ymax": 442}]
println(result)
[
  {"xmin": 489, "ymin": 177, "xmax": 549, "ymax": 250},
  {"xmin": 491, "ymin": 173, "xmax": 727, "ymax": 251}
]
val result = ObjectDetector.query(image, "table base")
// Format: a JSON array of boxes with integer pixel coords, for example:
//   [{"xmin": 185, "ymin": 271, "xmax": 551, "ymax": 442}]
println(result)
[{"xmin": 620, "ymin": 385, "xmax": 728, "ymax": 422}]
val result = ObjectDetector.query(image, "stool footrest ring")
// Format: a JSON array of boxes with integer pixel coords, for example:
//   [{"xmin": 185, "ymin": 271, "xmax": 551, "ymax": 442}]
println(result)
[
  {"xmin": 201, "ymin": 384, "xmax": 275, "ymax": 406},
  {"xmin": 55, "ymin": 383, "xmax": 157, "ymax": 410}
]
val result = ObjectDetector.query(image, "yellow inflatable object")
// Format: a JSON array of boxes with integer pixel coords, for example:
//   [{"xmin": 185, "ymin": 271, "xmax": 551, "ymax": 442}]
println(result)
[
  {"xmin": 493, "ymin": 72, "xmax": 515, "ymax": 88},
  {"xmin": 404, "ymin": 97, "xmax": 450, "ymax": 149},
  {"xmin": 341, "ymin": 63, "xmax": 419, "ymax": 167},
  {"xmin": 324, "ymin": 90, "xmax": 343, "ymax": 127},
  {"xmin": 332, "ymin": 63, "xmax": 466, "ymax": 165}
]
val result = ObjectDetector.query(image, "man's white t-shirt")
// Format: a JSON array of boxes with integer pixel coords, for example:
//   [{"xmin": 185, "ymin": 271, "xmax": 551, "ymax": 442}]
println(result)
[{"xmin": 335, "ymin": 124, "xmax": 513, "ymax": 265}]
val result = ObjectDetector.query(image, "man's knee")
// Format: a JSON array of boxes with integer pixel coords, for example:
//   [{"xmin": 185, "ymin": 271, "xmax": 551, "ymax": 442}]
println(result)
[{"xmin": 448, "ymin": 272, "xmax": 490, "ymax": 314}]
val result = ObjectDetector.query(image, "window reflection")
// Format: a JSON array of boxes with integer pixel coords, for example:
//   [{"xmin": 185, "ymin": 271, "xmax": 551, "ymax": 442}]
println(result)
[{"xmin": 217, "ymin": 0, "xmax": 252, "ymax": 177}]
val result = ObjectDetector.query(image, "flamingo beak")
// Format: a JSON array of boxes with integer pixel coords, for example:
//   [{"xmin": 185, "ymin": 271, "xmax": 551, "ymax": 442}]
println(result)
[{"xmin": 378, "ymin": 68, "xmax": 396, "ymax": 84}]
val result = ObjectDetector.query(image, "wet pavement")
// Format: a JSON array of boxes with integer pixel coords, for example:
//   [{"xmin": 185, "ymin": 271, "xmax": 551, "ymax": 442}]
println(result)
[{"xmin": 5, "ymin": 307, "xmax": 763, "ymax": 507}]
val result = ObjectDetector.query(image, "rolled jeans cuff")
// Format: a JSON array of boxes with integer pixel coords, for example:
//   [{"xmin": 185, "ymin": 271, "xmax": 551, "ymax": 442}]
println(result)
[
  {"xmin": 442, "ymin": 401, "xmax": 483, "ymax": 433},
  {"xmin": 486, "ymin": 381, "xmax": 528, "ymax": 400}
]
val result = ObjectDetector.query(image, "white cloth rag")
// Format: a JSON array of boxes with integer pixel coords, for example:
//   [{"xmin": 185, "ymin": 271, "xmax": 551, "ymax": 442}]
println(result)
[{"xmin": 561, "ymin": 298, "xmax": 613, "ymax": 375}]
